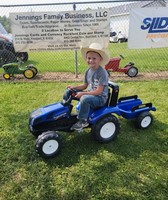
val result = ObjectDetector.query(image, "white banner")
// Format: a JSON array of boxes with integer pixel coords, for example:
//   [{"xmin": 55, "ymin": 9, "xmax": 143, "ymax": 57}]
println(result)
[
  {"xmin": 128, "ymin": 7, "xmax": 168, "ymax": 49},
  {"xmin": 10, "ymin": 9, "xmax": 110, "ymax": 52}
]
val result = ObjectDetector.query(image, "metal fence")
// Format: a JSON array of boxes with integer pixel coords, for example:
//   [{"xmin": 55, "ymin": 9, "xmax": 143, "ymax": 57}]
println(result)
[{"xmin": 0, "ymin": 0, "xmax": 168, "ymax": 80}]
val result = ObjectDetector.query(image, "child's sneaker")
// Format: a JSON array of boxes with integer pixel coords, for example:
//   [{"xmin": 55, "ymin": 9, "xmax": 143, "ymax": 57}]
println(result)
[{"xmin": 71, "ymin": 120, "xmax": 89, "ymax": 131}]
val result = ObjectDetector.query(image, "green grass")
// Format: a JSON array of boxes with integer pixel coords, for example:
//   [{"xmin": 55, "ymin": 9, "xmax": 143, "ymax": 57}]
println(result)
[
  {"xmin": 109, "ymin": 43, "xmax": 168, "ymax": 73},
  {"xmin": 29, "ymin": 43, "xmax": 168, "ymax": 73},
  {"xmin": 1, "ymin": 43, "xmax": 166, "ymax": 74},
  {"xmin": 0, "ymin": 80, "xmax": 168, "ymax": 200}
]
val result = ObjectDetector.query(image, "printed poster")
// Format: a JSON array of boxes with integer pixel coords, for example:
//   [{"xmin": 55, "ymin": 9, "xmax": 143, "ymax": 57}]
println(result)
[
  {"xmin": 10, "ymin": 9, "xmax": 110, "ymax": 52},
  {"xmin": 128, "ymin": 7, "xmax": 168, "ymax": 49}
]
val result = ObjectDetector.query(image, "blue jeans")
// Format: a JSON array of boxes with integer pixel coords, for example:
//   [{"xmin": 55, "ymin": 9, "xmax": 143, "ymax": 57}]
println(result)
[
  {"xmin": 63, "ymin": 89, "xmax": 107, "ymax": 121},
  {"xmin": 78, "ymin": 95, "xmax": 106, "ymax": 121}
]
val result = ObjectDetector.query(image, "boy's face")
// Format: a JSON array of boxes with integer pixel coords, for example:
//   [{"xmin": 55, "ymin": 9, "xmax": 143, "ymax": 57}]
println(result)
[{"xmin": 86, "ymin": 51, "xmax": 102, "ymax": 69}]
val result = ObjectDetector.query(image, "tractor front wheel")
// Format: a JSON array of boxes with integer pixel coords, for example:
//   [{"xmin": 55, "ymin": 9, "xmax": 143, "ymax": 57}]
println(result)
[
  {"xmin": 3, "ymin": 73, "xmax": 11, "ymax": 80},
  {"xmin": 35, "ymin": 131, "xmax": 63, "ymax": 159}
]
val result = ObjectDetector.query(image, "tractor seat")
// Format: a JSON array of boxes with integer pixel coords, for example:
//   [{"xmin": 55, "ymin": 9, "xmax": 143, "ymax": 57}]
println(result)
[{"xmin": 93, "ymin": 81, "xmax": 119, "ymax": 110}]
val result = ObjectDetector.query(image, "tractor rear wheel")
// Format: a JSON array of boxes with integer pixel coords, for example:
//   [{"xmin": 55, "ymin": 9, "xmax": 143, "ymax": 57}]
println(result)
[
  {"xmin": 23, "ymin": 69, "xmax": 35, "ymax": 79},
  {"xmin": 91, "ymin": 114, "xmax": 120, "ymax": 143},
  {"xmin": 27, "ymin": 65, "xmax": 38, "ymax": 76},
  {"xmin": 127, "ymin": 66, "xmax": 138, "ymax": 77}
]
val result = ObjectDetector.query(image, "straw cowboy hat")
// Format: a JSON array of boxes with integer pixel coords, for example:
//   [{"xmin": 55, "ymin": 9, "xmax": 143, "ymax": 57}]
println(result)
[{"xmin": 80, "ymin": 42, "xmax": 110, "ymax": 66}]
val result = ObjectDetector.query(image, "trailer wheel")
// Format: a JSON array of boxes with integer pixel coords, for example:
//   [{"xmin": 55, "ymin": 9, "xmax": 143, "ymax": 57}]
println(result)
[
  {"xmin": 91, "ymin": 115, "xmax": 120, "ymax": 143},
  {"xmin": 23, "ymin": 69, "xmax": 35, "ymax": 79},
  {"xmin": 127, "ymin": 66, "xmax": 138, "ymax": 77},
  {"xmin": 136, "ymin": 111, "xmax": 153, "ymax": 129},
  {"xmin": 35, "ymin": 131, "xmax": 62, "ymax": 159}
]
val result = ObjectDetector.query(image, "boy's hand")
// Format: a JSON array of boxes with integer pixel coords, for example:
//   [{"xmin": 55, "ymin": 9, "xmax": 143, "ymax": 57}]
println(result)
[
  {"xmin": 75, "ymin": 92, "xmax": 84, "ymax": 99},
  {"xmin": 67, "ymin": 85, "xmax": 73, "ymax": 89}
]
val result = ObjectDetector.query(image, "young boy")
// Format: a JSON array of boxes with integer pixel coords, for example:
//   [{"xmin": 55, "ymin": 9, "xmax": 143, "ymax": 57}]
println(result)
[{"xmin": 66, "ymin": 42, "xmax": 110, "ymax": 131}]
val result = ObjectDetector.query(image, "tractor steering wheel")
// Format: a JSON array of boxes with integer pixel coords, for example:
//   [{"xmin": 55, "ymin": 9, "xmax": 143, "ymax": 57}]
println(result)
[{"xmin": 62, "ymin": 88, "xmax": 78, "ymax": 105}]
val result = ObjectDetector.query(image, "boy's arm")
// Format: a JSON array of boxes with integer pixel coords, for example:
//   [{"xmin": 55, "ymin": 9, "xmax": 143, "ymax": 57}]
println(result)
[
  {"xmin": 68, "ymin": 83, "xmax": 88, "ymax": 91},
  {"xmin": 75, "ymin": 85, "xmax": 104, "ymax": 98}
]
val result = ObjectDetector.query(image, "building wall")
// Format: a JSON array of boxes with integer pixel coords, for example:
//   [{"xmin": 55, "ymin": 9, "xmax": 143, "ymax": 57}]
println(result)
[{"xmin": 110, "ymin": 14, "xmax": 129, "ymax": 37}]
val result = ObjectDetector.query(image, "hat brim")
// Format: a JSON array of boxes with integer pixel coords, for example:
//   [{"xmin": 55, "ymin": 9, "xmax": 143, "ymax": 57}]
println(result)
[{"xmin": 81, "ymin": 47, "xmax": 110, "ymax": 66}]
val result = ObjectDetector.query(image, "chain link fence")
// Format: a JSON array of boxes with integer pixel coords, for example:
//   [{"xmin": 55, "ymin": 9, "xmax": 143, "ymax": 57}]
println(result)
[{"xmin": 0, "ymin": 0, "xmax": 168, "ymax": 81}]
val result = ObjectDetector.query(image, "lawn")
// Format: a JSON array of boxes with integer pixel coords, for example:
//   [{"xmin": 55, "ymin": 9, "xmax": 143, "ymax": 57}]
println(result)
[
  {"xmin": 0, "ymin": 80, "xmax": 167, "ymax": 200},
  {"xmin": 1, "ymin": 43, "xmax": 167, "ymax": 75},
  {"xmin": 27, "ymin": 43, "xmax": 167, "ymax": 73}
]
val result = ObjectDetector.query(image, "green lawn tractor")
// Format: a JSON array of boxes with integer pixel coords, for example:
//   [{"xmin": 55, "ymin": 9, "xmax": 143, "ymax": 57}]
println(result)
[{"xmin": 2, "ymin": 60, "xmax": 38, "ymax": 80}]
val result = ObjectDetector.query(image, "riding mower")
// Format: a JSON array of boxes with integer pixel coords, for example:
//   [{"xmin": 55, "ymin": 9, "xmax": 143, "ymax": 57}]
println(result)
[
  {"xmin": 29, "ymin": 81, "xmax": 156, "ymax": 159},
  {"xmin": 1, "ymin": 59, "xmax": 38, "ymax": 80},
  {"xmin": 105, "ymin": 55, "xmax": 138, "ymax": 77}
]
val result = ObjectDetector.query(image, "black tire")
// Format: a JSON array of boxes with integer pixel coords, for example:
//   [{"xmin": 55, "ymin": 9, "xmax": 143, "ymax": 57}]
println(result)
[
  {"xmin": 136, "ymin": 111, "xmax": 153, "ymax": 129},
  {"xmin": 17, "ymin": 52, "xmax": 28, "ymax": 62},
  {"xmin": 118, "ymin": 39, "xmax": 122, "ymax": 43},
  {"xmin": 91, "ymin": 114, "xmax": 120, "ymax": 143},
  {"xmin": 127, "ymin": 66, "xmax": 138, "ymax": 77},
  {"xmin": 23, "ymin": 69, "xmax": 35, "ymax": 79},
  {"xmin": 35, "ymin": 131, "xmax": 62, "ymax": 159},
  {"xmin": 0, "ymin": 50, "xmax": 17, "ymax": 66}
]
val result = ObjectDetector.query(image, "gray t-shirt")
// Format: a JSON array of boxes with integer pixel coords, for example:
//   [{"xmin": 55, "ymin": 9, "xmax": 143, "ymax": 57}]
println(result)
[{"xmin": 84, "ymin": 66, "xmax": 109, "ymax": 101}]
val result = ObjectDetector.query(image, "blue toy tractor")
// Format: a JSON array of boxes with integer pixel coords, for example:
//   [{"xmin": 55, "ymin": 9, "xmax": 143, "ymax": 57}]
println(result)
[{"xmin": 29, "ymin": 81, "xmax": 156, "ymax": 159}]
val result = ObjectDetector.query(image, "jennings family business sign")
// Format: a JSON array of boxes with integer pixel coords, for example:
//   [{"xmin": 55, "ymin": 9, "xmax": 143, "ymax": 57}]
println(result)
[
  {"xmin": 128, "ymin": 7, "xmax": 168, "ymax": 49},
  {"xmin": 10, "ymin": 9, "xmax": 110, "ymax": 52}
]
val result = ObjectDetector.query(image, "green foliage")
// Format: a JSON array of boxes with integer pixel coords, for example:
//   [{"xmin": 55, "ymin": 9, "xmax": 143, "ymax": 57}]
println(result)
[
  {"xmin": 0, "ymin": 16, "xmax": 10, "ymax": 32},
  {"xmin": 0, "ymin": 80, "xmax": 167, "ymax": 200}
]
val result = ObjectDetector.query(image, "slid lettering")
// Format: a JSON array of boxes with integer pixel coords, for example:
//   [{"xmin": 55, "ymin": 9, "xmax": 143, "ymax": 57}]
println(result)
[{"xmin": 141, "ymin": 17, "xmax": 168, "ymax": 33}]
